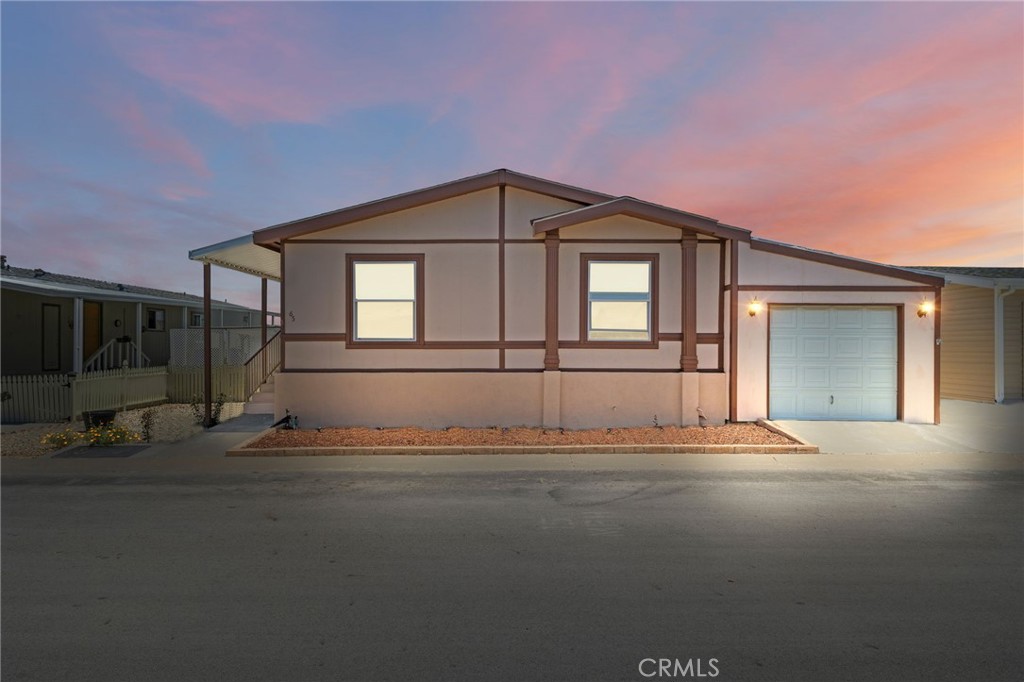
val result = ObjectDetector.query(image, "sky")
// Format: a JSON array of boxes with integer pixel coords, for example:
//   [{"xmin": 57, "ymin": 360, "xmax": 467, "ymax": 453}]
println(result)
[{"xmin": 2, "ymin": 1, "xmax": 1022, "ymax": 311}]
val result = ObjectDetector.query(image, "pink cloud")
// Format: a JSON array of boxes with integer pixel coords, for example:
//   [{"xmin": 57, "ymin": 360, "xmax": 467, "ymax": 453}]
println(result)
[{"xmin": 98, "ymin": 88, "xmax": 211, "ymax": 179}]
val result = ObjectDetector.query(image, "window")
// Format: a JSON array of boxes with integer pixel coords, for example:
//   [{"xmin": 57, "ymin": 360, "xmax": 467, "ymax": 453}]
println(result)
[
  {"xmin": 190, "ymin": 312, "xmax": 203, "ymax": 327},
  {"xmin": 582, "ymin": 254, "xmax": 658, "ymax": 344},
  {"xmin": 347, "ymin": 255, "xmax": 424, "ymax": 344},
  {"xmin": 146, "ymin": 308, "xmax": 166, "ymax": 331}
]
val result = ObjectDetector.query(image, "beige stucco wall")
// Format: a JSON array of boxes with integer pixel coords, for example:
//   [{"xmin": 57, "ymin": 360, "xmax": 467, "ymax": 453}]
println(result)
[
  {"xmin": 555, "ymin": 215, "xmax": 686, "ymax": 241},
  {"xmin": 734, "ymin": 241, "xmax": 938, "ymax": 422},
  {"xmin": 504, "ymin": 243, "xmax": 546, "ymax": 341},
  {"xmin": 286, "ymin": 342, "xmax": 498, "ymax": 370},
  {"xmin": 292, "ymin": 188, "xmax": 499, "ymax": 241},
  {"xmin": 276, "ymin": 372, "xmax": 543, "ymax": 428},
  {"xmin": 504, "ymin": 187, "xmax": 583, "ymax": 239},
  {"xmin": 285, "ymin": 242, "xmax": 499, "ymax": 340},
  {"xmin": 1, "ymin": 289, "xmax": 73, "ymax": 374}
]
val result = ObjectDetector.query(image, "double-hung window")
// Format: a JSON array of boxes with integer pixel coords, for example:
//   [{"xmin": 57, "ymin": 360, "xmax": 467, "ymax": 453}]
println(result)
[
  {"xmin": 582, "ymin": 254, "xmax": 658, "ymax": 344},
  {"xmin": 348, "ymin": 255, "xmax": 424, "ymax": 344}
]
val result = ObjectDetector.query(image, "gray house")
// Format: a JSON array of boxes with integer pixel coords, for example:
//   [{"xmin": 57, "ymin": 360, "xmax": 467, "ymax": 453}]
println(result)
[{"xmin": 0, "ymin": 260, "xmax": 274, "ymax": 375}]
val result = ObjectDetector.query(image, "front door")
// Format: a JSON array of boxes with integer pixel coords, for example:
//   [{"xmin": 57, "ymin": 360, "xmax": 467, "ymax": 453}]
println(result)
[{"xmin": 83, "ymin": 301, "xmax": 102, "ymax": 361}]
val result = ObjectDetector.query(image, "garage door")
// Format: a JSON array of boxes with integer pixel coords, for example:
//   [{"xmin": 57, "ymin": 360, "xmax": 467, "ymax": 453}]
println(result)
[{"xmin": 770, "ymin": 306, "xmax": 898, "ymax": 420}]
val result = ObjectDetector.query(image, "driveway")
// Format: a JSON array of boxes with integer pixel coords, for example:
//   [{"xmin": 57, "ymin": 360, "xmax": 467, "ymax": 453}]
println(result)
[
  {"xmin": 2, "ymin": 457, "xmax": 1021, "ymax": 682},
  {"xmin": 772, "ymin": 399, "xmax": 1024, "ymax": 455}
]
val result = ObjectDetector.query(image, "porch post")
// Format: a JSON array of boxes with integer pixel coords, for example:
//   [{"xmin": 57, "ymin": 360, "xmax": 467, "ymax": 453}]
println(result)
[
  {"xmin": 261, "ymin": 277, "xmax": 268, "ymax": 378},
  {"xmin": 72, "ymin": 297, "xmax": 83, "ymax": 374},
  {"xmin": 680, "ymin": 233, "xmax": 699, "ymax": 372},
  {"xmin": 203, "ymin": 263, "xmax": 213, "ymax": 427},
  {"xmin": 135, "ymin": 302, "xmax": 143, "ymax": 368},
  {"xmin": 543, "ymin": 233, "xmax": 560, "ymax": 370}
]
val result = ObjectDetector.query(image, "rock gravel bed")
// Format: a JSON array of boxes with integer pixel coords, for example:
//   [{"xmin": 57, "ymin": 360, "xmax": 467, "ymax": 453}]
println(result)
[{"xmin": 250, "ymin": 423, "xmax": 796, "ymax": 450}]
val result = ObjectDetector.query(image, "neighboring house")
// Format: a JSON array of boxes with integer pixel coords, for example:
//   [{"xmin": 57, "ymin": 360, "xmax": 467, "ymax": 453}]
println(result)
[
  {"xmin": 190, "ymin": 169, "xmax": 946, "ymax": 428},
  {"xmin": 0, "ymin": 261, "xmax": 273, "ymax": 375},
  {"xmin": 908, "ymin": 267, "xmax": 1024, "ymax": 403}
]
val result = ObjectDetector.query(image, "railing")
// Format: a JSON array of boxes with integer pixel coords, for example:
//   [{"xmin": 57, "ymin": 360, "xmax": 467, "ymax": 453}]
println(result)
[
  {"xmin": 1, "ymin": 373, "xmax": 72, "ymax": 423},
  {"xmin": 244, "ymin": 331, "xmax": 281, "ymax": 400},
  {"xmin": 72, "ymin": 366, "xmax": 168, "ymax": 418},
  {"xmin": 0, "ymin": 366, "xmax": 168, "ymax": 423},
  {"xmin": 84, "ymin": 339, "xmax": 151, "ymax": 373}
]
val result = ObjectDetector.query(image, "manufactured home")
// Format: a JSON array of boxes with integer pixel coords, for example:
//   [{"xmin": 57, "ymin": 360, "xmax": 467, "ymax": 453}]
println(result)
[{"xmin": 191, "ymin": 169, "xmax": 944, "ymax": 428}]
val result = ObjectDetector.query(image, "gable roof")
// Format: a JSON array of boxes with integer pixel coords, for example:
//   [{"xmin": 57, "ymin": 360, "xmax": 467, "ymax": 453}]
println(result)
[
  {"xmin": 909, "ymin": 266, "xmax": 1024, "ymax": 280},
  {"xmin": 252, "ymin": 169, "xmax": 614, "ymax": 246},
  {"xmin": 530, "ymin": 196, "xmax": 751, "ymax": 241},
  {"xmin": 0, "ymin": 264, "xmax": 268, "ymax": 312},
  {"xmin": 751, "ymin": 238, "xmax": 946, "ymax": 286}
]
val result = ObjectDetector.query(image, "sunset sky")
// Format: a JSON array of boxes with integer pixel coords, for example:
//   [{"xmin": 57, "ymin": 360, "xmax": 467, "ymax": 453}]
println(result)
[{"xmin": 2, "ymin": 2, "xmax": 1021, "ymax": 310}]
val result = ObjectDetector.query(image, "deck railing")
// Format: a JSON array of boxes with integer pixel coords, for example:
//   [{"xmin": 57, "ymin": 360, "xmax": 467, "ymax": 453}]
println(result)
[
  {"xmin": 244, "ymin": 331, "xmax": 281, "ymax": 400},
  {"xmin": 83, "ymin": 339, "xmax": 151, "ymax": 373}
]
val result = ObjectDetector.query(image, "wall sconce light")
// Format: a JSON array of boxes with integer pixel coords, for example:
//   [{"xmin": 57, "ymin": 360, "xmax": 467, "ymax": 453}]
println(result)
[
  {"xmin": 917, "ymin": 301, "xmax": 934, "ymax": 318},
  {"xmin": 747, "ymin": 300, "xmax": 763, "ymax": 317}
]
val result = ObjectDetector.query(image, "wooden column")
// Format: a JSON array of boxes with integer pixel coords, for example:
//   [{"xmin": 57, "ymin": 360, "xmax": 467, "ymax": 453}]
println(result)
[
  {"xmin": 681, "ymin": 233, "xmax": 699, "ymax": 372},
  {"xmin": 543, "ymin": 232, "xmax": 560, "ymax": 370},
  {"xmin": 934, "ymin": 287, "xmax": 941, "ymax": 425},
  {"xmin": 728, "ymin": 240, "xmax": 739, "ymax": 423},
  {"xmin": 261, "ymin": 277, "xmax": 268, "ymax": 379},
  {"xmin": 135, "ymin": 302, "xmax": 143, "ymax": 368},
  {"xmin": 72, "ymin": 297, "xmax": 84, "ymax": 374},
  {"xmin": 203, "ymin": 263, "xmax": 212, "ymax": 428}
]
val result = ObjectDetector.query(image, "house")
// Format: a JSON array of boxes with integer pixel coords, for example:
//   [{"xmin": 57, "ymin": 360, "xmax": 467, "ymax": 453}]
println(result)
[
  {"xmin": 907, "ymin": 267, "xmax": 1023, "ymax": 403},
  {"xmin": 0, "ymin": 259, "xmax": 274, "ymax": 375},
  {"xmin": 190, "ymin": 169, "xmax": 945, "ymax": 428}
]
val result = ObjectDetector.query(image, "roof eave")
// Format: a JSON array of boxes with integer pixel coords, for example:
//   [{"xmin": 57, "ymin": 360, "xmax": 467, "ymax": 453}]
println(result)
[{"xmin": 751, "ymin": 239, "xmax": 946, "ymax": 286}]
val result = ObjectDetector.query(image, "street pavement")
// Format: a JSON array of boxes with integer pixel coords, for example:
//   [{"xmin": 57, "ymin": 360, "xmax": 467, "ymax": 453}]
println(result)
[{"xmin": 2, "ymin": 454, "xmax": 1021, "ymax": 682}]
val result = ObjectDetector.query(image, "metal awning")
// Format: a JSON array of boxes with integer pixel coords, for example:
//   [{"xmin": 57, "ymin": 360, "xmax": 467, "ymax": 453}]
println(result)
[{"xmin": 189, "ymin": 234, "xmax": 281, "ymax": 281}]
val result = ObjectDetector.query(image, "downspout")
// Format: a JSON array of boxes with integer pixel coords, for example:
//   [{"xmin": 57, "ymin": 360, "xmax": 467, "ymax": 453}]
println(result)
[{"xmin": 995, "ymin": 285, "xmax": 1019, "ymax": 403}]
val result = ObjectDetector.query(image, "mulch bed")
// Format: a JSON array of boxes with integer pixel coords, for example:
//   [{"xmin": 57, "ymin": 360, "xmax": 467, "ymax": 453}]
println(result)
[{"xmin": 249, "ymin": 423, "xmax": 795, "ymax": 449}]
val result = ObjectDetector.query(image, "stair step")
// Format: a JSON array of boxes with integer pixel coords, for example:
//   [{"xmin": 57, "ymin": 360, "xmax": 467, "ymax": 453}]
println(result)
[
  {"xmin": 250, "ymin": 392, "xmax": 275, "ymax": 404},
  {"xmin": 243, "ymin": 402, "xmax": 275, "ymax": 415}
]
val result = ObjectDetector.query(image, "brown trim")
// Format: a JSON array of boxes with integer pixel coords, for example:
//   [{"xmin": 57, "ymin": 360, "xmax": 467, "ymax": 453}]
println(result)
[
  {"xmin": 284, "ymin": 333, "xmax": 348, "ymax": 342},
  {"xmin": 290, "ymin": 238, "xmax": 500, "ymax": 244},
  {"xmin": 749, "ymin": 238, "xmax": 946, "ymax": 286},
  {"xmin": 934, "ymin": 287, "xmax": 941, "ymax": 425},
  {"xmin": 280, "ymin": 244, "xmax": 286, "ymax": 370},
  {"xmin": 736, "ymin": 285, "xmax": 936, "ymax": 292},
  {"xmin": 281, "ymin": 368, "xmax": 542, "ymax": 374},
  {"xmin": 498, "ymin": 184, "xmax": 506, "ymax": 369},
  {"xmin": 345, "ymin": 254, "xmax": 426, "ymax": 347},
  {"xmin": 349, "ymin": 340, "xmax": 542, "ymax": 350},
  {"xmin": 896, "ymin": 305, "xmax": 905, "ymax": 421},
  {"xmin": 254, "ymin": 169, "xmax": 611, "ymax": 245},
  {"xmin": 505, "ymin": 239, "xmax": 546, "ymax": 244},
  {"xmin": 578, "ymin": 253, "xmax": 660, "ymax": 349},
  {"xmin": 729, "ymin": 240, "xmax": 739, "ymax": 422},
  {"xmin": 657, "ymin": 333, "xmax": 722, "ymax": 343},
  {"xmin": 765, "ymin": 303, "xmax": 905, "ymax": 422},
  {"xmin": 718, "ymin": 241, "xmax": 725, "ymax": 371},
  {"xmin": 681, "ymin": 233, "xmax": 698, "ymax": 371},
  {"xmin": 561, "ymin": 239, "xmax": 684, "ymax": 244},
  {"xmin": 544, "ymin": 233, "xmax": 560, "ymax": 369},
  {"xmin": 531, "ymin": 196, "xmax": 751, "ymax": 242},
  {"xmin": 203, "ymin": 263, "xmax": 212, "ymax": 427}
]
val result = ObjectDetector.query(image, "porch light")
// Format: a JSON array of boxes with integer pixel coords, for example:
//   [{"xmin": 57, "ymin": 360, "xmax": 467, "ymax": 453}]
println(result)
[
  {"xmin": 917, "ymin": 301, "xmax": 934, "ymax": 318},
  {"xmin": 747, "ymin": 299, "xmax": 763, "ymax": 317}
]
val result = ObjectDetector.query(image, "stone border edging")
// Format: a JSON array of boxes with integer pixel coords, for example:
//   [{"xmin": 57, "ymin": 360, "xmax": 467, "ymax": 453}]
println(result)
[
  {"xmin": 756, "ymin": 419, "xmax": 816, "ymax": 447},
  {"xmin": 226, "ymin": 428, "xmax": 819, "ymax": 457}
]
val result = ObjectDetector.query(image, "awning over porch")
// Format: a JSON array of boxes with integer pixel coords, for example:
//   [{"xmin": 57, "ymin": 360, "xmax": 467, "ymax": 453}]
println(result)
[{"xmin": 189, "ymin": 234, "xmax": 280, "ymax": 281}]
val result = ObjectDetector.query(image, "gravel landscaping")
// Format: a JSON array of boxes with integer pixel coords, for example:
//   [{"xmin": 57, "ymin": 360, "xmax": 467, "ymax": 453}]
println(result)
[
  {"xmin": 250, "ymin": 423, "xmax": 796, "ymax": 449},
  {"xmin": 0, "ymin": 402, "xmax": 245, "ymax": 458}
]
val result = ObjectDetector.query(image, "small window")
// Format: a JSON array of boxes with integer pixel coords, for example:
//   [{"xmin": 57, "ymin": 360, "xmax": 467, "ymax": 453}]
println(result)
[
  {"xmin": 146, "ymin": 308, "xmax": 165, "ymax": 331},
  {"xmin": 348, "ymin": 255, "xmax": 423, "ymax": 344},
  {"xmin": 582, "ymin": 255, "xmax": 657, "ymax": 344},
  {"xmin": 190, "ymin": 313, "xmax": 203, "ymax": 327}
]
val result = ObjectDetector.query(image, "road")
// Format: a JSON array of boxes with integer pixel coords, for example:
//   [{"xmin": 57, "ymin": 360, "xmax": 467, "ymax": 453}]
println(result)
[{"xmin": 2, "ymin": 460, "xmax": 1022, "ymax": 681}]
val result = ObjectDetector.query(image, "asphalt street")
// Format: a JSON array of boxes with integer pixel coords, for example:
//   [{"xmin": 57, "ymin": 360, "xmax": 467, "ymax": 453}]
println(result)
[{"xmin": 2, "ymin": 461, "xmax": 1022, "ymax": 682}]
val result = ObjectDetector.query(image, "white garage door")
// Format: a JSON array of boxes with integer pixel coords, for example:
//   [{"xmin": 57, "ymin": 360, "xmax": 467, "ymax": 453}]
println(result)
[{"xmin": 770, "ymin": 306, "xmax": 898, "ymax": 420}]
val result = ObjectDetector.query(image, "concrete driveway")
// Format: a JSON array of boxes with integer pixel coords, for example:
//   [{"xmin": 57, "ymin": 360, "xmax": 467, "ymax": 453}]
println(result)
[{"xmin": 772, "ymin": 399, "xmax": 1024, "ymax": 455}]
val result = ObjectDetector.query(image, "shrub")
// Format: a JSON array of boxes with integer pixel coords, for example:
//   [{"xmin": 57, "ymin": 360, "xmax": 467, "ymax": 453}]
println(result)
[
  {"xmin": 140, "ymin": 408, "xmax": 157, "ymax": 442},
  {"xmin": 85, "ymin": 424, "xmax": 142, "ymax": 447},
  {"xmin": 188, "ymin": 392, "xmax": 229, "ymax": 427},
  {"xmin": 41, "ymin": 428, "xmax": 83, "ymax": 448}
]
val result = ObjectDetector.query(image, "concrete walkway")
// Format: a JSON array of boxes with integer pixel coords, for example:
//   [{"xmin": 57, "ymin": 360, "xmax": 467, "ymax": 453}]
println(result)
[{"xmin": 773, "ymin": 399, "xmax": 1023, "ymax": 455}]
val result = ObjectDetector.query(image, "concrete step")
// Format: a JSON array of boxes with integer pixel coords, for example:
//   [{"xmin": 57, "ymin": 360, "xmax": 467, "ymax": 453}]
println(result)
[
  {"xmin": 249, "ymin": 391, "xmax": 274, "ymax": 404},
  {"xmin": 243, "ymin": 401, "xmax": 275, "ymax": 415}
]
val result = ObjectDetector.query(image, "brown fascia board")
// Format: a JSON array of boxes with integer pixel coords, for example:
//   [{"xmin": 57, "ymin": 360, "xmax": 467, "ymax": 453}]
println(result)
[
  {"xmin": 252, "ymin": 169, "xmax": 614, "ymax": 245},
  {"xmin": 750, "ymin": 238, "xmax": 946, "ymax": 286},
  {"xmin": 531, "ymin": 197, "xmax": 752, "ymax": 242}
]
